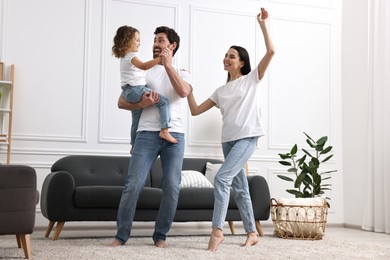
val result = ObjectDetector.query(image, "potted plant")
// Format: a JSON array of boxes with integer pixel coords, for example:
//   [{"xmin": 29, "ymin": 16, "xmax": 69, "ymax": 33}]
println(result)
[
  {"xmin": 271, "ymin": 132, "xmax": 337, "ymax": 239},
  {"xmin": 277, "ymin": 132, "xmax": 336, "ymax": 205}
]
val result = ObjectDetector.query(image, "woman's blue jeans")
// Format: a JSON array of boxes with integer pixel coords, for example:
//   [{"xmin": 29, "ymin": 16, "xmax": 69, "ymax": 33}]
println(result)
[
  {"xmin": 212, "ymin": 136, "xmax": 258, "ymax": 233},
  {"xmin": 114, "ymin": 131, "xmax": 185, "ymax": 244}
]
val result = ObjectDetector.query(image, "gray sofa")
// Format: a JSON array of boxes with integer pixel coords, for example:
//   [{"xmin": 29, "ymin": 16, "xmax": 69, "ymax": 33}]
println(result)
[
  {"xmin": 0, "ymin": 165, "xmax": 38, "ymax": 259},
  {"xmin": 40, "ymin": 155, "xmax": 270, "ymax": 240}
]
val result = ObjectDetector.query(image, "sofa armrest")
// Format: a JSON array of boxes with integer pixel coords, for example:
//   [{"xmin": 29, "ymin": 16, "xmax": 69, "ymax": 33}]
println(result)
[
  {"xmin": 247, "ymin": 175, "xmax": 271, "ymax": 220},
  {"xmin": 40, "ymin": 171, "xmax": 75, "ymax": 221}
]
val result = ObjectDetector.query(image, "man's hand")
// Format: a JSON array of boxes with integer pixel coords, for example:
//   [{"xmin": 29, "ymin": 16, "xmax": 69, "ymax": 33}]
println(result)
[
  {"xmin": 161, "ymin": 46, "xmax": 173, "ymax": 68},
  {"xmin": 118, "ymin": 92, "xmax": 160, "ymax": 111},
  {"xmin": 141, "ymin": 91, "xmax": 160, "ymax": 108}
]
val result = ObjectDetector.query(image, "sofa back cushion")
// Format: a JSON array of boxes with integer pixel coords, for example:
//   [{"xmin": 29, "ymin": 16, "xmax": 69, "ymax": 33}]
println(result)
[
  {"xmin": 51, "ymin": 155, "xmax": 151, "ymax": 187},
  {"xmin": 150, "ymin": 158, "xmax": 223, "ymax": 188}
]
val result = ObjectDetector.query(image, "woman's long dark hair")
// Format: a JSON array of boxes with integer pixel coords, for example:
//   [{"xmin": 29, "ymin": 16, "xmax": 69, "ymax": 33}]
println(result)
[{"xmin": 226, "ymin": 45, "xmax": 251, "ymax": 82}]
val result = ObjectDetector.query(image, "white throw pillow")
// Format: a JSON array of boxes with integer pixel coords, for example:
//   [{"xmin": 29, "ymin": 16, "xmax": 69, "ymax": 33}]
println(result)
[
  {"xmin": 180, "ymin": 170, "xmax": 214, "ymax": 188},
  {"xmin": 205, "ymin": 162, "xmax": 222, "ymax": 185}
]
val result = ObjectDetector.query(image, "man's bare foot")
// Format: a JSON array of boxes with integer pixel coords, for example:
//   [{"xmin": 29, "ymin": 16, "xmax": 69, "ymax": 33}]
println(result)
[
  {"xmin": 154, "ymin": 240, "xmax": 167, "ymax": 248},
  {"xmin": 107, "ymin": 239, "xmax": 123, "ymax": 247},
  {"xmin": 242, "ymin": 232, "xmax": 258, "ymax": 247},
  {"xmin": 159, "ymin": 129, "xmax": 178, "ymax": 144},
  {"xmin": 207, "ymin": 229, "xmax": 224, "ymax": 252}
]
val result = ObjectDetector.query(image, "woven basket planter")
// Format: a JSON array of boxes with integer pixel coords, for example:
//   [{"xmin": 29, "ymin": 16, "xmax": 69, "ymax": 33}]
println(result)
[{"xmin": 271, "ymin": 197, "xmax": 328, "ymax": 240}]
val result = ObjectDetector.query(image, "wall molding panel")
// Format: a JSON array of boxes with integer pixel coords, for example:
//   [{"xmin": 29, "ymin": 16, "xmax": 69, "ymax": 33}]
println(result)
[
  {"xmin": 0, "ymin": 0, "xmax": 343, "ymax": 225},
  {"xmin": 98, "ymin": 0, "xmax": 179, "ymax": 144}
]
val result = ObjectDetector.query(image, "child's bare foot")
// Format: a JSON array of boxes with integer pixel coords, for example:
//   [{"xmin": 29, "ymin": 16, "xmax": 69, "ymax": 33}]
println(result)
[
  {"xmin": 242, "ymin": 232, "xmax": 258, "ymax": 247},
  {"xmin": 207, "ymin": 228, "xmax": 224, "ymax": 251},
  {"xmin": 159, "ymin": 129, "xmax": 177, "ymax": 144},
  {"xmin": 154, "ymin": 240, "xmax": 167, "ymax": 248},
  {"xmin": 107, "ymin": 239, "xmax": 123, "ymax": 247}
]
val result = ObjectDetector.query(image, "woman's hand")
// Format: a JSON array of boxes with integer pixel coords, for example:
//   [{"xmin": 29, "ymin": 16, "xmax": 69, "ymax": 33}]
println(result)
[{"xmin": 257, "ymin": 7, "xmax": 269, "ymax": 24}]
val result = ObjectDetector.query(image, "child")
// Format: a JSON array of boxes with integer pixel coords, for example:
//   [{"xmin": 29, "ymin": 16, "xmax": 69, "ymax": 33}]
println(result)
[{"xmin": 112, "ymin": 25, "xmax": 177, "ymax": 152}]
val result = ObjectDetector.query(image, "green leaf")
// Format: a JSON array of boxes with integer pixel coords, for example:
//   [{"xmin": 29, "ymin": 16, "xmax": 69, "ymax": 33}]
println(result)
[
  {"xmin": 316, "ymin": 136, "xmax": 328, "ymax": 146},
  {"xmin": 279, "ymin": 161, "xmax": 291, "ymax": 166},
  {"xmin": 321, "ymin": 154, "xmax": 334, "ymax": 163},
  {"xmin": 286, "ymin": 189, "xmax": 302, "ymax": 197},
  {"xmin": 313, "ymin": 173, "xmax": 321, "ymax": 184},
  {"xmin": 311, "ymin": 157, "xmax": 320, "ymax": 167},
  {"xmin": 277, "ymin": 175, "xmax": 294, "ymax": 182},
  {"xmin": 302, "ymin": 149, "xmax": 313, "ymax": 158},
  {"xmin": 291, "ymin": 144, "xmax": 298, "ymax": 155},
  {"xmin": 295, "ymin": 172, "xmax": 306, "ymax": 187},
  {"xmin": 304, "ymin": 174, "xmax": 313, "ymax": 184},
  {"xmin": 313, "ymin": 185, "xmax": 321, "ymax": 195},
  {"xmin": 306, "ymin": 139, "xmax": 315, "ymax": 148},
  {"xmin": 320, "ymin": 170, "xmax": 337, "ymax": 175},
  {"xmin": 297, "ymin": 155, "xmax": 307, "ymax": 166},
  {"xmin": 278, "ymin": 153, "xmax": 291, "ymax": 159},
  {"xmin": 303, "ymin": 132, "xmax": 314, "ymax": 142},
  {"xmin": 320, "ymin": 146, "xmax": 333, "ymax": 154},
  {"xmin": 287, "ymin": 167, "xmax": 297, "ymax": 173}
]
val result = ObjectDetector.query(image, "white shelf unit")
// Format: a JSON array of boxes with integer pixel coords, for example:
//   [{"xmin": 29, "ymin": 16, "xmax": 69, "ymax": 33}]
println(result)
[{"xmin": 0, "ymin": 63, "xmax": 14, "ymax": 164}]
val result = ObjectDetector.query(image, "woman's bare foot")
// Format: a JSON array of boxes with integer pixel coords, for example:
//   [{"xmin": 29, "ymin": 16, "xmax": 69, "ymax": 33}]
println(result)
[
  {"xmin": 154, "ymin": 240, "xmax": 167, "ymax": 248},
  {"xmin": 159, "ymin": 129, "xmax": 178, "ymax": 144},
  {"xmin": 242, "ymin": 232, "xmax": 258, "ymax": 247},
  {"xmin": 107, "ymin": 239, "xmax": 123, "ymax": 247},
  {"xmin": 207, "ymin": 228, "xmax": 224, "ymax": 251}
]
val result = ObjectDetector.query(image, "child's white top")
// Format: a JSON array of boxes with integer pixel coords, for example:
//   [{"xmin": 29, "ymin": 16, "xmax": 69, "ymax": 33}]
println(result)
[
  {"xmin": 120, "ymin": 51, "xmax": 145, "ymax": 86},
  {"xmin": 209, "ymin": 65, "xmax": 264, "ymax": 143}
]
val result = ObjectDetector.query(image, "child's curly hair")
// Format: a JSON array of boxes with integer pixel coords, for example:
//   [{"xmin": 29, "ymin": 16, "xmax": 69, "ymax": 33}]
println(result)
[{"xmin": 112, "ymin": 25, "xmax": 139, "ymax": 58}]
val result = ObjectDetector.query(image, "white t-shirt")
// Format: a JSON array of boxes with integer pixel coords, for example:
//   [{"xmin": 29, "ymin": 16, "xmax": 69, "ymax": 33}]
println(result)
[
  {"xmin": 120, "ymin": 51, "xmax": 146, "ymax": 86},
  {"xmin": 209, "ymin": 65, "xmax": 264, "ymax": 143},
  {"xmin": 137, "ymin": 65, "xmax": 192, "ymax": 133}
]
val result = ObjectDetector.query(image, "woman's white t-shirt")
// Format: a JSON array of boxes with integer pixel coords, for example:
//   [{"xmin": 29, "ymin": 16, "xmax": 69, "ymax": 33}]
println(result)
[
  {"xmin": 209, "ymin": 65, "xmax": 264, "ymax": 143},
  {"xmin": 120, "ymin": 51, "xmax": 145, "ymax": 86},
  {"xmin": 137, "ymin": 65, "xmax": 192, "ymax": 133}
]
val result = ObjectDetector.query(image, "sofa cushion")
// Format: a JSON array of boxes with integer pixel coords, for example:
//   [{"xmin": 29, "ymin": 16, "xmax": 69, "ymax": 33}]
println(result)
[
  {"xmin": 205, "ymin": 162, "xmax": 222, "ymax": 185},
  {"xmin": 51, "ymin": 155, "xmax": 151, "ymax": 187},
  {"xmin": 177, "ymin": 188, "xmax": 238, "ymax": 209},
  {"xmin": 74, "ymin": 186, "xmax": 162, "ymax": 209}
]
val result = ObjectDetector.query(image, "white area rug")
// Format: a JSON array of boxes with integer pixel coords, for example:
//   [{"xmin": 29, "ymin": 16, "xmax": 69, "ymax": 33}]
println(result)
[{"xmin": 1, "ymin": 234, "xmax": 390, "ymax": 260}]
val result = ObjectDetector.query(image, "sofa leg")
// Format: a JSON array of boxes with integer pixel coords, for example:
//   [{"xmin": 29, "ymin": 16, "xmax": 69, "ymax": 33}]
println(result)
[
  {"xmin": 52, "ymin": 221, "xmax": 65, "ymax": 240},
  {"xmin": 228, "ymin": 221, "xmax": 235, "ymax": 235},
  {"xmin": 19, "ymin": 234, "xmax": 32, "ymax": 259},
  {"xmin": 255, "ymin": 220, "xmax": 264, "ymax": 237},
  {"xmin": 45, "ymin": 221, "xmax": 55, "ymax": 238},
  {"xmin": 15, "ymin": 234, "xmax": 22, "ymax": 248}
]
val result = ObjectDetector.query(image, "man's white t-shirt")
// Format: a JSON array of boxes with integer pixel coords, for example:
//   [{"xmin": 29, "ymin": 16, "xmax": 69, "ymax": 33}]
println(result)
[
  {"xmin": 120, "ymin": 51, "xmax": 146, "ymax": 86},
  {"xmin": 137, "ymin": 65, "xmax": 191, "ymax": 133},
  {"xmin": 209, "ymin": 65, "xmax": 264, "ymax": 143}
]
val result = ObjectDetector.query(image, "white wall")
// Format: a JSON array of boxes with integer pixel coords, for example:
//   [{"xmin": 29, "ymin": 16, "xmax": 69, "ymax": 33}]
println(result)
[
  {"xmin": 0, "ymin": 0, "xmax": 344, "ymax": 228},
  {"xmin": 342, "ymin": 0, "xmax": 370, "ymax": 227}
]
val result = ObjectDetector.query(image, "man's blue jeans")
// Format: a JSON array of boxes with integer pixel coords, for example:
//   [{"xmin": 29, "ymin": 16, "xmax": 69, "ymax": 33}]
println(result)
[
  {"xmin": 115, "ymin": 131, "xmax": 185, "ymax": 243},
  {"xmin": 212, "ymin": 136, "xmax": 258, "ymax": 233}
]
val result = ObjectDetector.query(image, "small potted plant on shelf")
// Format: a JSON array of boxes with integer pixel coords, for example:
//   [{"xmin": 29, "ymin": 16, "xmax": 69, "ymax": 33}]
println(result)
[{"xmin": 271, "ymin": 132, "xmax": 337, "ymax": 240}]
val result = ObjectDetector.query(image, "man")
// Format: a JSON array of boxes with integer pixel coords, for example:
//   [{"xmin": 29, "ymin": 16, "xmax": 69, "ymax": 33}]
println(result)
[{"xmin": 109, "ymin": 26, "xmax": 192, "ymax": 248}]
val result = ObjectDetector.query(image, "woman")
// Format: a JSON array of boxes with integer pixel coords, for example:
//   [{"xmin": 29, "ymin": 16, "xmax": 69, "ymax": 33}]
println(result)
[{"xmin": 187, "ymin": 7, "xmax": 275, "ymax": 251}]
